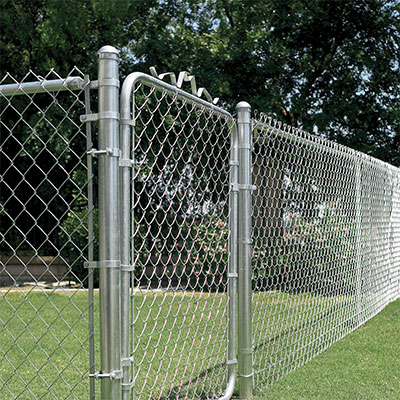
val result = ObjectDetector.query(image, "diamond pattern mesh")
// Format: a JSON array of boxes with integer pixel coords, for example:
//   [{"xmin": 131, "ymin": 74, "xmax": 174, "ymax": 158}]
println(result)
[
  {"xmin": 0, "ymin": 69, "xmax": 94, "ymax": 400},
  {"xmin": 129, "ymin": 80, "xmax": 233, "ymax": 399},
  {"xmin": 251, "ymin": 113, "xmax": 400, "ymax": 391},
  {"xmin": 1, "ymin": 66, "xmax": 399, "ymax": 400}
]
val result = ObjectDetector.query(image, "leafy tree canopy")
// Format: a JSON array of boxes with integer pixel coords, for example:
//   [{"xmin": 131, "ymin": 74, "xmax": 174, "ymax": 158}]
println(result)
[{"xmin": 1, "ymin": 0, "xmax": 399, "ymax": 165}]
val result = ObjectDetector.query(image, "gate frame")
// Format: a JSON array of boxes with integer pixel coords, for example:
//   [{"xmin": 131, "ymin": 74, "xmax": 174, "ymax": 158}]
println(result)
[{"xmin": 119, "ymin": 70, "xmax": 240, "ymax": 399}]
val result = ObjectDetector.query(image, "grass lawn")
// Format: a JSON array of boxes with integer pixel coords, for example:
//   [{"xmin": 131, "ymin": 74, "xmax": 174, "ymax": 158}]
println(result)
[
  {"xmin": 1, "ymin": 289, "xmax": 398, "ymax": 399},
  {"xmin": 0, "ymin": 289, "xmax": 229, "ymax": 399},
  {"xmin": 254, "ymin": 298, "xmax": 400, "ymax": 399}
]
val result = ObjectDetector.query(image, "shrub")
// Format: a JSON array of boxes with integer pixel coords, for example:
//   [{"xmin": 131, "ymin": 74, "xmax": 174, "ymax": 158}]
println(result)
[
  {"xmin": 177, "ymin": 215, "xmax": 229, "ymax": 292},
  {"xmin": 60, "ymin": 207, "xmax": 99, "ymax": 287},
  {"xmin": 253, "ymin": 202, "xmax": 357, "ymax": 295}
]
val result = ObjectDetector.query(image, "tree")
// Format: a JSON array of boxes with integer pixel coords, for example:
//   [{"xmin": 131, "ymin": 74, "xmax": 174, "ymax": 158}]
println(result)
[
  {"xmin": 128, "ymin": 0, "xmax": 400, "ymax": 164},
  {"xmin": 1, "ymin": 0, "xmax": 399, "ymax": 165}
]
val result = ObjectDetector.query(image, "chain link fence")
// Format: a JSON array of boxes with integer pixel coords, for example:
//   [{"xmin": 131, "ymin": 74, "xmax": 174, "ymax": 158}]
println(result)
[
  {"xmin": 0, "ymin": 69, "xmax": 96, "ymax": 399},
  {"xmin": 125, "ymin": 76, "xmax": 236, "ymax": 399},
  {"xmin": 251, "ymin": 113, "xmax": 400, "ymax": 391},
  {"xmin": 1, "ymin": 48, "xmax": 399, "ymax": 400}
]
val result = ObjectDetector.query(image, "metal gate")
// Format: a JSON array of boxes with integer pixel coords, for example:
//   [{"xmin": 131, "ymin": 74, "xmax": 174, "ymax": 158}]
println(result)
[
  {"xmin": 117, "ymin": 59, "xmax": 238, "ymax": 399},
  {"xmin": 0, "ymin": 46, "xmax": 239, "ymax": 400}
]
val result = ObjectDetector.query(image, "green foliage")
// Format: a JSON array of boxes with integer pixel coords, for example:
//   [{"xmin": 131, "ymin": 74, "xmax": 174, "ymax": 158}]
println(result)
[
  {"xmin": 1, "ymin": 0, "xmax": 399, "ymax": 165},
  {"xmin": 254, "ymin": 202, "xmax": 357, "ymax": 294},
  {"xmin": 177, "ymin": 216, "xmax": 229, "ymax": 291},
  {"xmin": 1, "ymin": 0, "xmax": 398, "ymax": 287},
  {"xmin": 0, "ymin": 91, "xmax": 88, "ymax": 256}
]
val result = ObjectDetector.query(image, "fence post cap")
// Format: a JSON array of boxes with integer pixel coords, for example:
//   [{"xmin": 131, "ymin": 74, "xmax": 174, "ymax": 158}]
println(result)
[
  {"xmin": 97, "ymin": 45, "xmax": 119, "ymax": 58},
  {"xmin": 236, "ymin": 101, "xmax": 251, "ymax": 110}
]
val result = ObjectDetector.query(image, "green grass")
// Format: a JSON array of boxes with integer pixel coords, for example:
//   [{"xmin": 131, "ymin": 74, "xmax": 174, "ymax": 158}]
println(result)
[
  {"xmin": 255, "ymin": 299, "xmax": 400, "ymax": 400},
  {"xmin": 0, "ymin": 289, "xmax": 229, "ymax": 399},
  {"xmin": 0, "ymin": 290, "xmax": 93, "ymax": 400},
  {"xmin": 1, "ymin": 290, "xmax": 398, "ymax": 399}
]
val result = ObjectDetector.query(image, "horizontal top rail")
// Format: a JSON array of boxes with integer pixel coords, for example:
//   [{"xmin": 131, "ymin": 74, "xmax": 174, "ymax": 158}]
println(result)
[
  {"xmin": 0, "ymin": 76, "xmax": 85, "ymax": 97},
  {"xmin": 121, "ymin": 72, "xmax": 234, "ymax": 121},
  {"xmin": 253, "ymin": 117, "xmax": 400, "ymax": 174}
]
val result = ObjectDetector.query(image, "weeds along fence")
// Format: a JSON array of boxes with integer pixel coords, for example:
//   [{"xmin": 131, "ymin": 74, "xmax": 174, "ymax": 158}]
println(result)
[{"xmin": 0, "ymin": 46, "xmax": 399, "ymax": 400}]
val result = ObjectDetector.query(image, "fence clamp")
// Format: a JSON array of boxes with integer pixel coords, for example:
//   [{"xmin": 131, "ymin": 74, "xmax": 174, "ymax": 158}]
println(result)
[
  {"xmin": 80, "ymin": 111, "xmax": 120, "ymax": 122},
  {"xmin": 89, "ymin": 78, "xmax": 120, "ymax": 89},
  {"xmin": 121, "ymin": 380, "xmax": 135, "ymax": 391},
  {"xmin": 89, "ymin": 370, "xmax": 123, "ymax": 380},
  {"xmin": 121, "ymin": 356, "xmax": 134, "ymax": 367},
  {"xmin": 121, "ymin": 264, "xmax": 135, "ymax": 272},
  {"xmin": 84, "ymin": 260, "xmax": 121, "ymax": 269},
  {"xmin": 231, "ymin": 183, "xmax": 256, "ymax": 192},
  {"xmin": 119, "ymin": 158, "xmax": 134, "ymax": 168}
]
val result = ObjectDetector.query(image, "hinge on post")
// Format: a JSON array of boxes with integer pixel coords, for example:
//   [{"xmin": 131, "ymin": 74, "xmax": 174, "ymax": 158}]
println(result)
[
  {"xmin": 89, "ymin": 78, "xmax": 120, "ymax": 89},
  {"xmin": 121, "ymin": 380, "xmax": 135, "ymax": 390},
  {"xmin": 121, "ymin": 118, "xmax": 135, "ymax": 126},
  {"xmin": 119, "ymin": 159, "xmax": 134, "ymax": 168},
  {"xmin": 87, "ymin": 148, "xmax": 121, "ymax": 158},
  {"xmin": 121, "ymin": 356, "xmax": 134, "ymax": 367},
  {"xmin": 121, "ymin": 356, "xmax": 135, "ymax": 391},
  {"xmin": 84, "ymin": 260, "xmax": 121, "ymax": 269},
  {"xmin": 120, "ymin": 264, "xmax": 135, "ymax": 272},
  {"xmin": 89, "ymin": 370, "xmax": 123, "ymax": 380}
]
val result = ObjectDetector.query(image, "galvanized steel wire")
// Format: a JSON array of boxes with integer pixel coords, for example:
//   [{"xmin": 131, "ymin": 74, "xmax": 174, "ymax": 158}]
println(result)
[
  {"xmin": 0, "ymin": 69, "xmax": 95, "ymax": 399},
  {"xmin": 127, "ymin": 78, "xmax": 234, "ymax": 399},
  {"xmin": 251, "ymin": 113, "xmax": 400, "ymax": 391}
]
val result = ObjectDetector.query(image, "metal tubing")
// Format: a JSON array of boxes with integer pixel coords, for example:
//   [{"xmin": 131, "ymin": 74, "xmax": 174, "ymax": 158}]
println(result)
[
  {"xmin": 120, "ymin": 70, "xmax": 139, "ymax": 400},
  {"xmin": 236, "ymin": 101, "xmax": 253, "ymax": 398},
  {"xmin": 120, "ymin": 72, "xmax": 232, "ymax": 120},
  {"xmin": 218, "ymin": 373, "xmax": 236, "ymax": 400},
  {"xmin": 0, "ymin": 77, "xmax": 85, "ymax": 96},
  {"xmin": 120, "ymin": 69, "xmax": 133, "ymax": 400},
  {"xmin": 83, "ymin": 74, "xmax": 96, "ymax": 400},
  {"xmin": 120, "ymin": 71, "xmax": 237, "ymax": 399},
  {"xmin": 218, "ymin": 118, "xmax": 239, "ymax": 400},
  {"xmin": 97, "ymin": 45, "xmax": 121, "ymax": 400}
]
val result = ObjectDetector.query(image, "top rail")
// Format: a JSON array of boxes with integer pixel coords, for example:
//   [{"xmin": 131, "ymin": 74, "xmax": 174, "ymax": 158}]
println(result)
[
  {"xmin": 0, "ymin": 77, "xmax": 85, "ymax": 97},
  {"xmin": 253, "ymin": 118, "xmax": 400, "ymax": 173},
  {"xmin": 121, "ymin": 72, "xmax": 233, "ymax": 121}
]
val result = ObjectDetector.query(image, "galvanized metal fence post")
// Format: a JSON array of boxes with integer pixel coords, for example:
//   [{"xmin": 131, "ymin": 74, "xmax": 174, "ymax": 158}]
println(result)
[
  {"xmin": 236, "ymin": 101, "xmax": 254, "ymax": 399},
  {"xmin": 120, "ymin": 64, "xmax": 134, "ymax": 400},
  {"xmin": 97, "ymin": 45, "xmax": 122, "ymax": 400},
  {"xmin": 355, "ymin": 155, "xmax": 362, "ymax": 326},
  {"xmin": 218, "ymin": 119, "xmax": 239, "ymax": 400}
]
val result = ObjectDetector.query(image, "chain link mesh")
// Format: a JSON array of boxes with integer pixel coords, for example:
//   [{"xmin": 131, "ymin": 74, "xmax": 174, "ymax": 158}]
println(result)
[
  {"xmin": 251, "ymin": 113, "xmax": 400, "ymax": 391},
  {"xmin": 129, "ymin": 80, "xmax": 233, "ymax": 399},
  {"xmin": 2, "ymin": 65, "xmax": 399, "ymax": 400},
  {"xmin": 0, "ymin": 70, "xmax": 95, "ymax": 399}
]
